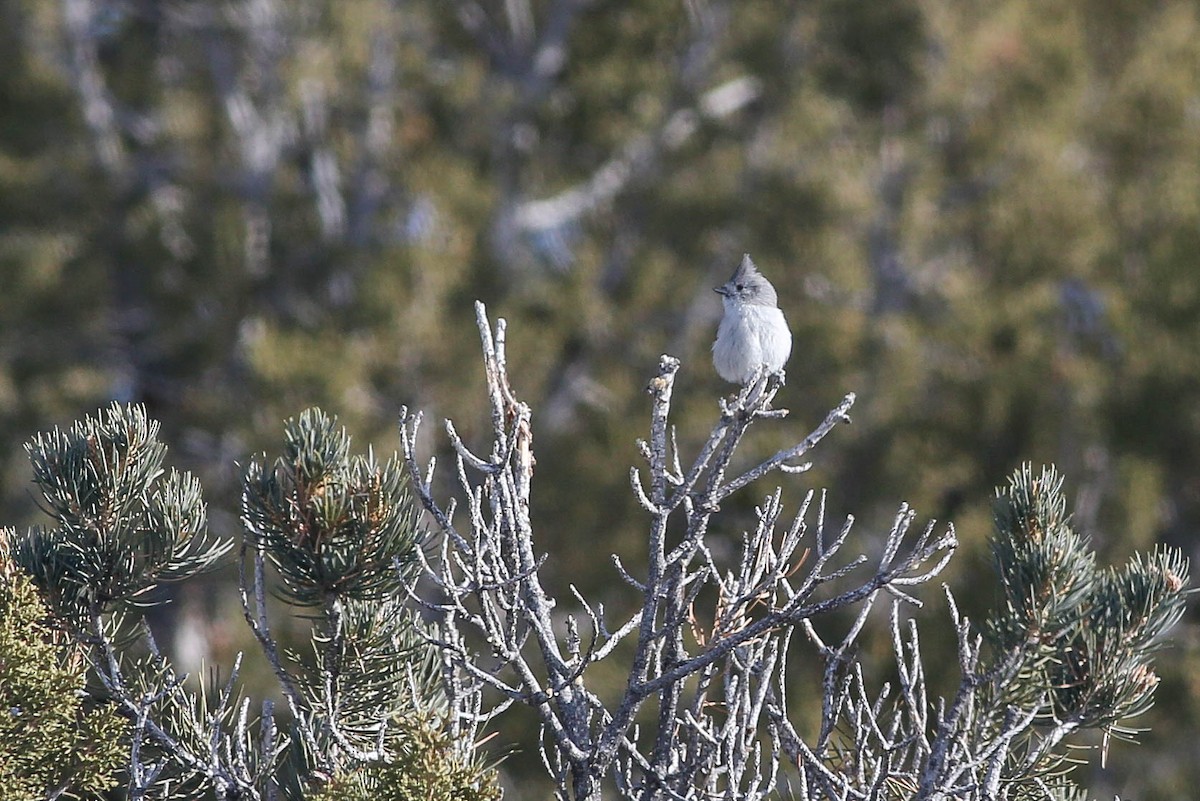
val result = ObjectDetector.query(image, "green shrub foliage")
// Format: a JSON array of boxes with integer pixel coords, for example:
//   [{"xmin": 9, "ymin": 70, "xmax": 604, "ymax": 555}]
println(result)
[
  {"xmin": 0, "ymin": 538, "xmax": 125, "ymax": 799},
  {"xmin": 308, "ymin": 718, "xmax": 502, "ymax": 801}
]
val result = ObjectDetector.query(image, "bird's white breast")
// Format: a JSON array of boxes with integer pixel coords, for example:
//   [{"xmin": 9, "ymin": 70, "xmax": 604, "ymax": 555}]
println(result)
[{"xmin": 712, "ymin": 302, "xmax": 792, "ymax": 384}]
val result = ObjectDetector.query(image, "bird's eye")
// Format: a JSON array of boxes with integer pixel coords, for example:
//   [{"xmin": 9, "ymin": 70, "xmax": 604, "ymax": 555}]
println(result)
[{"xmin": 735, "ymin": 283, "xmax": 744, "ymax": 291}]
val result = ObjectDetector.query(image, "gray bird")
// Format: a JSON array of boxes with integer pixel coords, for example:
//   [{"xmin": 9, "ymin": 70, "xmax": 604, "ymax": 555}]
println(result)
[{"xmin": 712, "ymin": 254, "xmax": 793, "ymax": 384}]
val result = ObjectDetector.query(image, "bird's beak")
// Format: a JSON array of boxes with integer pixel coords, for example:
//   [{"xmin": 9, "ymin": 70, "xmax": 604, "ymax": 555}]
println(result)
[{"xmin": 713, "ymin": 286, "xmax": 728, "ymax": 296}]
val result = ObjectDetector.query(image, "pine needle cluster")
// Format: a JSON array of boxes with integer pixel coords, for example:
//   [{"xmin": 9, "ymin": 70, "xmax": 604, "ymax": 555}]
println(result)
[
  {"xmin": 242, "ymin": 408, "xmax": 422, "ymax": 606},
  {"xmin": 988, "ymin": 464, "xmax": 1188, "ymax": 735},
  {"xmin": 11, "ymin": 403, "xmax": 229, "ymax": 627}
]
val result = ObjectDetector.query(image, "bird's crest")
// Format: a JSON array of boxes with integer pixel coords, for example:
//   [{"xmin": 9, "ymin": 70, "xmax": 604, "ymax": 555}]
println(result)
[{"xmin": 729, "ymin": 253, "xmax": 759, "ymax": 284}]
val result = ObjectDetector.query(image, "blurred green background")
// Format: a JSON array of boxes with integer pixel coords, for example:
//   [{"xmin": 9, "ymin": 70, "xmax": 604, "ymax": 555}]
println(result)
[{"xmin": 2, "ymin": 0, "xmax": 1198, "ymax": 797}]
